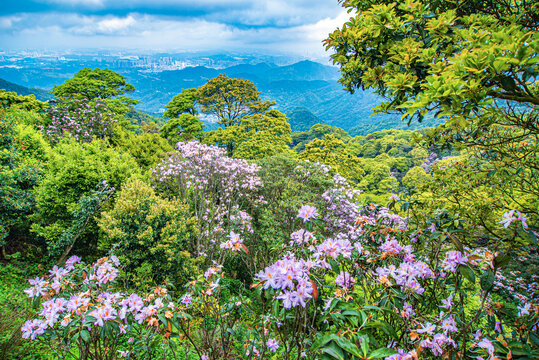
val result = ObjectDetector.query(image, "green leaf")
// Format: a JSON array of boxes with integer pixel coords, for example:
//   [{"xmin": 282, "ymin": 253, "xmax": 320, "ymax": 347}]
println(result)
[
  {"xmin": 312, "ymin": 335, "xmax": 334, "ymax": 351},
  {"xmin": 499, "ymin": 75, "xmax": 518, "ymax": 92},
  {"xmin": 369, "ymin": 348, "xmax": 397, "ymax": 359},
  {"xmin": 494, "ymin": 254, "xmax": 511, "ymax": 269},
  {"xmin": 329, "ymin": 258, "xmax": 341, "ymax": 274},
  {"xmin": 480, "ymin": 269, "xmax": 494, "ymax": 291},
  {"xmin": 80, "ymin": 329, "xmax": 90, "ymax": 343},
  {"xmin": 333, "ymin": 337, "xmax": 362, "ymax": 357},
  {"xmin": 321, "ymin": 342, "xmax": 345, "ymax": 360},
  {"xmin": 459, "ymin": 264, "xmax": 475, "ymax": 283}
]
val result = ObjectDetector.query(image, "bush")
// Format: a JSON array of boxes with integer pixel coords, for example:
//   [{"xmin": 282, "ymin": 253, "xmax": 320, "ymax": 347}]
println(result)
[
  {"xmin": 98, "ymin": 177, "xmax": 200, "ymax": 290},
  {"xmin": 30, "ymin": 138, "xmax": 140, "ymax": 259}
]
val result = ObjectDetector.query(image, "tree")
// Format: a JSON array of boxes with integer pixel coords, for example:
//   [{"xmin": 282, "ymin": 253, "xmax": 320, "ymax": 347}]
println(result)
[
  {"xmin": 0, "ymin": 108, "xmax": 47, "ymax": 256},
  {"xmin": 98, "ymin": 177, "xmax": 199, "ymax": 290},
  {"xmin": 197, "ymin": 74, "xmax": 276, "ymax": 154},
  {"xmin": 51, "ymin": 68, "xmax": 139, "ymax": 121},
  {"xmin": 205, "ymin": 109, "xmax": 293, "ymax": 159},
  {"xmin": 325, "ymin": 1, "xmax": 538, "ymax": 120},
  {"xmin": 326, "ymin": 0, "xmax": 539, "ymax": 242},
  {"xmin": 196, "ymin": 74, "xmax": 275, "ymax": 154},
  {"xmin": 163, "ymin": 88, "xmax": 197, "ymax": 118},
  {"xmin": 30, "ymin": 138, "xmax": 140, "ymax": 258},
  {"xmin": 402, "ymin": 165, "xmax": 430, "ymax": 188},
  {"xmin": 43, "ymin": 98, "xmax": 117, "ymax": 145},
  {"xmin": 160, "ymin": 113, "xmax": 204, "ymax": 143},
  {"xmin": 0, "ymin": 90, "xmax": 47, "ymax": 111},
  {"xmin": 299, "ymin": 134, "xmax": 364, "ymax": 182}
]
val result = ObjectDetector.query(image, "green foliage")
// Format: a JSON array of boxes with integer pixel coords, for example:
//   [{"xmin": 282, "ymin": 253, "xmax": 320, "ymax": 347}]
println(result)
[
  {"xmin": 98, "ymin": 177, "xmax": 200, "ymax": 289},
  {"xmin": 160, "ymin": 113, "xmax": 204, "ymax": 143},
  {"xmin": 0, "ymin": 90, "xmax": 47, "ymax": 112},
  {"xmin": 325, "ymin": 0, "xmax": 538, "ymax": 120},
  {"xmin": 30, "ymin": 138, "xmax": 140, "ymax": 258},
  {"xmin": 286, "ymin": 107, "xmax": 321, "ymax": 132},
  {"xmin": 299, "ymin": 133, "xmax": 364, "ymax": 183},
  {"xmin": 115, "ymin": 130, "xmax": 173, "ymax": 170},
  {"xmin": 206, "ymin": 109, "xmax": 293, "ymax": 160},
  {"xmin": 327, "ymin": 0, "xmax": 538, "ymax": 245},
  {"xmin": 54, "ymin": 182, "xmax": 114, "ymax": 264},
  {"xmin": 0, "ymin": 263, "xmax": 48, "ymax": 359},
  {"xmin": 196, "ymin": 74, "xmax": 275, "ymax": 128},
  {"xmin": 358, "ymin": 158, "xmax": 398, "ymax": 194},
  {"xmin": 2, "ymin": 106, "xmax": 46, "ymax": 128},
  {"xmin": 253, "ymin": 154, "xmax": 335, "ymax": 266},
  {"xmin": 124, "ymin": 109, "xmax": 165, "ymax": 132},
  {"xmin": 402, "ymin": 165, "xmax": 430, "ymax": 188},
  {"xmin": 50, "ymin": 68, "xmax": 140, "ymax": 128},
  {"xmin": 51, "ymin": 68, "xmax": 136, "ymax": 103},
  {"xmin": 163, "ymin": 88, "xmax": 198, "ymax": 119},
  {"xmin": 197, "ymin": 74, "xmax": 275, "ymax": 154},
  {"xmin": 405, "ymin": 153, "xmax": 537, "ymax": 250},
  {"xmin": 0, "ymin": 109, "xmax": 47, "ymax": 252},
  {"xmin": 292, "ymin": 123, "xmax": 351, "ymax": 153},
  {"xmin": 409, "ymin": 147, "xmax": 428, "ymax": 166}
]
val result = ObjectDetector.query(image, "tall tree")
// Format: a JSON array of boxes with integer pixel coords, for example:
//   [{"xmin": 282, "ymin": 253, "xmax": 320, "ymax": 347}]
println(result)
[
  {"xmin": 197, "ymin": 74, "xmax": 275, "ymax": 154},
  {"xmin": 206, "ymin": 109, "xmax": 293, "ymax": 159},
  {"xmin": 161, "ymin": 88, "xmax": 204, "ymax": 143},
  {"xmin": 325, "ymin": 0, "xmax": 539, "ymax": 241},
  {"xmin": 196, "ymin": 74, "xmax": 274, "ymax": 128},
  {"xmin": 163, "ymin": 88, "xmax": 198, "ymax": 118},
  {"xmin": 51, "ymin": 68, "xmax": 139, "ymax": 119}
]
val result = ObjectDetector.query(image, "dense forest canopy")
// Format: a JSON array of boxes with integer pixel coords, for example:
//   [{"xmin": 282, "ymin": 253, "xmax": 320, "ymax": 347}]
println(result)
[{"xmin": 0, "ymin": 1, "xmax": 538, "ymax": 359}]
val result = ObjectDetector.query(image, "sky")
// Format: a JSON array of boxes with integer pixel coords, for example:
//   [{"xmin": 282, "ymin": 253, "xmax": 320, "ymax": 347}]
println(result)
[{"xmin": 0, "ymin": 0, "xmax": 351, "ymax": 58}]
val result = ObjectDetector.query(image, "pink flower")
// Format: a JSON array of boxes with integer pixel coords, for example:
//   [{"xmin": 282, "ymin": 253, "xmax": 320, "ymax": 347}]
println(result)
[
  {"xmin": 297, "ymin": 205, "xmax": 318, "ymax": 222},
  {"xmin": 21, "ymin": 319, "xmax": 46, "ymax": 340},
  {"xmin": 477, "ymin": 338, "xmax": 495, "ymax": 359},
  {"xmin": 441, "ymin": 251, "xmax": 468, "ymax": 272},
  {"xmin": 266, "ymin": 338, "xmax": 279, "ymax": 352}
]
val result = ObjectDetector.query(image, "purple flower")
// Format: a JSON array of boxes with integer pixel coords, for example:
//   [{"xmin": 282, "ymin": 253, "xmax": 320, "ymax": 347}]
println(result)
[
  {"xmin": 416, "ymin": 322, "xmax": 436, "ymax": 335},
  {"xmin": 297, "ymin": 205, "xmax": 318, "ymax": 222},
  {"xmin": 477, "ymin": 338, "xmax": 495, "ymax": 359},
  {"xmin": 518, "ymin": 303, "xmax": 532, "ymax": 317},
  {"xmin": 266, "ymin": 338, "xmax": 279, "ymax": 352},
  {"xmin": 21, "ymin": 319, "xmax": 46, "ymax": 340},
  {"xmin": 500, "ymin": 209, "xmax": 528, "ymax": 229},
  {"xmin": 441, "ymin": 251, "xmax": 468, "ymax": 272},
  {"xmin": 440, "ymin": 316, "xmax": 457, "ymax": 333}
]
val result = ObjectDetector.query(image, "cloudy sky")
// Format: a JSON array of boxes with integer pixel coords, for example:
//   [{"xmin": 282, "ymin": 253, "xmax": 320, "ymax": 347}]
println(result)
[{"xmin": 0, "ymin": 0, "xmax": 350, "ymax": 57}]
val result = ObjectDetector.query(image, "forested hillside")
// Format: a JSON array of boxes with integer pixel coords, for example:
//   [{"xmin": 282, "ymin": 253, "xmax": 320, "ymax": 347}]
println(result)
[
  {"xmin": 0, "ymin": 59, "xmax": 438, "ymax": 132},
  {"xmin": 0, "ymin": 0, "xmax": 538, "ymax": 359}
]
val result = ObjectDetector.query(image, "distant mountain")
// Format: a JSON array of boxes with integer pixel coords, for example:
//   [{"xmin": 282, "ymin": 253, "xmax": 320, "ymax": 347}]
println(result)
[
  {"xmin": 123, "ymin": 60, "xmax": 400, "ymax": 131},
  {"xmin": 287, "ymin": 107, "xmax": 321, "ymax": 132},
  {"xmin": 0, "ymin": 78, "xmax": 53, "ymax": 101},
  {"xmin": 0, "ymin": 58, "xmax": 440, "ymax": 133}
]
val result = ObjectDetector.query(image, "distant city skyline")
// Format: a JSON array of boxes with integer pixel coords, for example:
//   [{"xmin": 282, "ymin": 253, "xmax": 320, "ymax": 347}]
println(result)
[{"xmin": 0, "ymin": 0, "xmax": 350, "ymax": 59}]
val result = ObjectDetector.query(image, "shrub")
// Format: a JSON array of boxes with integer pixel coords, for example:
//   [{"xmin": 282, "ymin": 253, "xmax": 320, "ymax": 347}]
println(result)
[{"xmin": 98, "ymin": 177, "xmax": 200, "ymax": 290}]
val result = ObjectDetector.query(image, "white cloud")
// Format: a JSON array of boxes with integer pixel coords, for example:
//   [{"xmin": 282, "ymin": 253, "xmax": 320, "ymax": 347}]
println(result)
[
  {"xmin": 0, "ymin": 16, "xmax": 24, "ymax": 29},
  {"xmin": 96, "ymin": 15, "xmax": 135, "ymax": 33},
  {"xmin": 0, "ymin": 6, "xmax": 351, "ymax": 57}
]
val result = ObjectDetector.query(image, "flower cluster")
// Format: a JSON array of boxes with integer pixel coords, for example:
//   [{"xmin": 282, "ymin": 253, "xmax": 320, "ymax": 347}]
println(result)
[
  {"xmin": 152, "ymin": 141, "xmax": 264, "ymax": 256},
  {"xmin": 219, "ymin": 231, "xmax": 246, "ymax": 252},
  {"xmin": 499, "ymin": 209, "xmax": 528, "ymax": 229},
  {"xmin": 256, "ymin": 254, "xmax": 316, "ymax": 308},
  {"xmin": 21, "ymin": 256, "xmax": 175, "ymax": 351},
  {"xmin": 43, "ymin": 98, "xmax": 117, "ymax": 145},
  {"xmin": 441, "ymin": 251, "xmax": 469, "ymax": 272}
]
